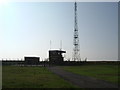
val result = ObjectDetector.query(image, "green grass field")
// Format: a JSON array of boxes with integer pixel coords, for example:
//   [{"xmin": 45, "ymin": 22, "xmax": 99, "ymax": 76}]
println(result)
[
  {"xmin": 62, "ymin": 64, "xmax": 119, "ymax": 84},
  {"xmin": 2, "ymin": 66, "xmax": 77, "ymax": 88}
]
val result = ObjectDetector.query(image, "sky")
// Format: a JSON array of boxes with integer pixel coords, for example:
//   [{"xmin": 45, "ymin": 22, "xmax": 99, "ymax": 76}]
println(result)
[{"xmin": 0, "ymin": 1, "xmax": 118, "ymax": 61}]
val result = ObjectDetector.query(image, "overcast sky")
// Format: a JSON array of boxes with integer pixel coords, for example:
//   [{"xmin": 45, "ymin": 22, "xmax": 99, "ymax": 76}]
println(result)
[{"xmin": 0, "ymin": 2, "xmax": 118, "ymax": 61}]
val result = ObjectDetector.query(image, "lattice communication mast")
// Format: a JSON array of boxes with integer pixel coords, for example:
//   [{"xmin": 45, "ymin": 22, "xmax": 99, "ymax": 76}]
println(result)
[{"xmin": 72, "ymin": 2, "xmax": 81, "ymax": 61}]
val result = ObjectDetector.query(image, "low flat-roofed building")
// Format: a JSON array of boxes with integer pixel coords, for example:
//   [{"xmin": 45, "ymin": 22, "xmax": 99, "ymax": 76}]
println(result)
[
  {"xmin": 24, "ymin": 57, "xmax": 39, "ymax": 65},
  {"xmin": 49, "ymin": 50, "xmax": 66, "ymax": 65}
]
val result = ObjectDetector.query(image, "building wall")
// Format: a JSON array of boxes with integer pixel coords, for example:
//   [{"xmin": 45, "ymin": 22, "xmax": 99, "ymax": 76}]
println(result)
[
  {"xmin": 25, "ymin": 57, "xmax": 39, "ymax": 65},
  {"xmin": 49, "ymin": 50, "xmax": 66, "ymax": 65}
]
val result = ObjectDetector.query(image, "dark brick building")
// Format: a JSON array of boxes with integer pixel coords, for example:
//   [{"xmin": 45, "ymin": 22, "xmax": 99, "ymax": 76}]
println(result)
[{"xmin": 49, "ymin": 50, "xmax": 66, "ymax": 65}]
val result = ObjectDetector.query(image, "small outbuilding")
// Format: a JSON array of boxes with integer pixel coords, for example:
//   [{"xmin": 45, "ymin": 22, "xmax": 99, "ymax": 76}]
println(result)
[{"xmin": 24, "ymin": 57, "xmax": 39, "ymax": 65}]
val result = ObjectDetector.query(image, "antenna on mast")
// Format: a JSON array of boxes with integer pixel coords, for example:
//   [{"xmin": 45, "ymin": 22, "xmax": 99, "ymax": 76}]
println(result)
[
  {"xmin": 60, "ymin": 40, "xmax": 62, "ymax": 51},
  {"xmin": 72, "ymin": 1, "xmax": 81, "ymax": 61},
  {"xmin": 50, "ymin": 40, "xmax": 51, "ymax": 50}
]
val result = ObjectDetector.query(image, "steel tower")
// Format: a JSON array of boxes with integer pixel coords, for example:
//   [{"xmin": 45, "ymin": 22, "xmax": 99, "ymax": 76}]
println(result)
[{"xmin": 72, "ymin": 2, "xmax": 80, "ymax": 61}]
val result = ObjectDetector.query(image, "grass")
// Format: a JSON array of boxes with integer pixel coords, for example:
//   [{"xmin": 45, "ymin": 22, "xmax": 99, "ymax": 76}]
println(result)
[
  {"xmin": 62, "ymin": 64, "xmax": 119, "ymax": 84},
  {"xmin": 2, "ymin": 66, "xmax": 78, "ymax": 88}
]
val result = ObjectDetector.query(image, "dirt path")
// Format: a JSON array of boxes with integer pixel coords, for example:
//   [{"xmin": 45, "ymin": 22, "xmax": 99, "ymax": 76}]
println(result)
[{"xmin": 47, "ymin": 66, "xmax": 118, "ymax": 88}]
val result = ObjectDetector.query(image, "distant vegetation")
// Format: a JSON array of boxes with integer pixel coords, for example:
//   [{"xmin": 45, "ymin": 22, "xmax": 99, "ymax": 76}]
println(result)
[
  {"xmin": 2, "ymin": 66, "xmax": 77, "ymax": 88},
  {"xmin": 62, "ymin": 64, "xmax": 119, "ymax": 84},
  {"xmin": 0, "ymin": 65, "xmax": 2, "ymax": 89}
]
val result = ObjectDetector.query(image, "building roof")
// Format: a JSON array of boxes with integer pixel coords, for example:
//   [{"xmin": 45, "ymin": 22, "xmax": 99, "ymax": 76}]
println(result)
[{"xmin": 49, "ymin": 50, "xmax": 66, "ymax": 53}]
